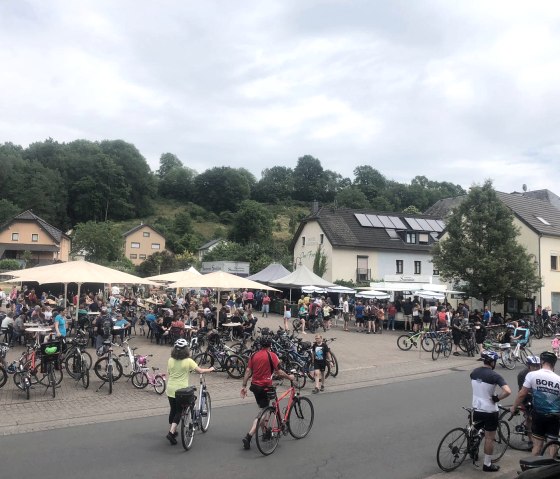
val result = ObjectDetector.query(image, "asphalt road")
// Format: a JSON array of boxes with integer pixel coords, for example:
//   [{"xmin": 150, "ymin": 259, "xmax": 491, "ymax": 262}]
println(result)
[{"xmin": 0, "ymin": 364, "xmax": 528, "ymax": 479}]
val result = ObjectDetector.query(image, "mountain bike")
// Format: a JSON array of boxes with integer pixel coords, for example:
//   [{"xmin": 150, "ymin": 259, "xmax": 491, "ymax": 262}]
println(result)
[
  {"xmin": 397, "ymin": 330, "xmax": 435, "ymax": 352},
  {"xmin": 63, "ymin": 335, "xmax": 90, "ymax": 389},
  {"xmin": 94, "ymin": 341, "xmax": 123, "ymax": 394},
  {"xmin": 432, "ymin": 332, "xmax": 453, "ymax": 360},
  {"xmin": 177, "ymin": 373, "xmax": 213, "ymax": 451},
  {"xmin": 193, "ymin": 345, "xmax": 245, "ymax": 379},
  {"xmin": 255, "ymin": 374, "xmax": 314, "ymax": 456},
  {"xmin": 436, "ymin": 407, "xmax": 510, "ymax": 472}
]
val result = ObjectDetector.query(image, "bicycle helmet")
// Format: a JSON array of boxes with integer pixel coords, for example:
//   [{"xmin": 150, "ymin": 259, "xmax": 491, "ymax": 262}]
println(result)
[
  {"xmin": 540, "ymin": 351, "xmax": 558, "ymax": 367},
  {"xmin": 480, "ymin": 350, "xmax": 499, "ymax": 364},
  {"xmin": 518, "ymin": 320, "xmax": 527, "ymax": 328},
  {"xmin": 506, "ymin": 323, "xmax": 515, "ymax": 330},
  {"xmin": 525, "ymin": 355, "xmax": 541, "ymax": 367},
  {"xmin": 174, "ymin": 338, "xmax": 189, "ymax": 349}
]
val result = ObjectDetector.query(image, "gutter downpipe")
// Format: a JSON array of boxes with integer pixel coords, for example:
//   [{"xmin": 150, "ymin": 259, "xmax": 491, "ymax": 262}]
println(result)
[{"xmin": 538, "ymin": 233, "xmax": 543, "ymax": 308}]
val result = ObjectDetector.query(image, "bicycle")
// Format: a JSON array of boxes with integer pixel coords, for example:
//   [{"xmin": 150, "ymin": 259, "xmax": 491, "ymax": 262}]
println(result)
[
  {"xmin": 324, "ymin": 337, "xmax": 339, "ymax": 377},
  {"xmin": 63, "ymin": 334, "xmax": 91, "ymax": 389},
  {"xmin": 499, "ymin": 341, "xmax": 533, "ymax": 370},
  {"xmin": 0, "ymin": 342, "xmax": 9, "ymax": 388},
  {"xmin": 132, "ymin": 364, "xmax": 166, "ymax": 395},
  {"xmin": 40, "ymin": 340, "xmax": 63, "ymax": 398},
  {"xmin": 116, "ymin": 337, "xmax": 139, "ymax": 378},
  {"xmin": 93, "ymin": 341, "xmax": 123, "ymax": 394},
  {"xmin": 499, "ymin": 405, "xmax": 533, "ymax": 451},
  {"xmin": 176, "ymin": 373, "xmax": 213, "ymax": 451},
  {"xmin": 436, "ymin": 407, "xmax": 510, "ymax": 472},
  {"xmin": 255, "ymin": 373, "xmax": 315, "ymax": 456},
  {"xmin": 431, "ymin": 331, "xmax": 453, "ymax": 361},
  {"xmin": 397, "ymin": 330, "xmax": 435, "ymax": 352},
  {"xmin": 193, "ymin": 344, "xmax": 245, "ymax": 379}
]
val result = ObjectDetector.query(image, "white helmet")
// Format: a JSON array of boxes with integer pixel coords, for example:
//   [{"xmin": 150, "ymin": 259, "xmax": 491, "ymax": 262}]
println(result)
[{"xmin": 174, "ymin": 338, "xmax": 189, "ymax": 349}]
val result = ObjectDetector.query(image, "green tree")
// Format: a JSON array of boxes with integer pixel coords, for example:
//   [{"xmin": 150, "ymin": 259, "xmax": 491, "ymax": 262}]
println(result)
[
  {"xmin": 253, "ymin": 166, "xmax": 294, "ymax": 203},
  {"xmin": 313, "ymin": 245, "xmax": 328, "ymax": 277},
  {"xmin": 402, "ymin": 205, "xmax": 422, "ymax": 215},
  {"xmin": 136, "ymin": 250, "xmax": 178, "ymax": 277},
  {"xmin": 158, "ymin": 166, "xmax": 196, "ymax": 201},
  {"xmin": 431, "ymin": 180, "xmax": 542, "ymax": 305},
  {"xmin": 193, "ymin": 167, "xmax": 251, "ymax": 213},
  {"xmin": 0, "ymin": 199, "xmax": 20, "ymax": 224},
  {"xmin": 229, "ymin": 200, "xmax": 273, "ymax": 244},
  {"xmin": 71, "ymin": 221, "xmax": 124, "ymax": 263},
  {"xmin": 293, "ymin": 155, "xmax": 324, "ymax": 202},
  {"xmin": 353, "ymin": 166, "xmax": 387, "ymax": 202},
  {"xmin": 336, "ymin": 187, "xmax": 370, "ymax": 209},
  {"xmin": 157, "ymin": 153, "xmax": 183, "ymax": 178}
]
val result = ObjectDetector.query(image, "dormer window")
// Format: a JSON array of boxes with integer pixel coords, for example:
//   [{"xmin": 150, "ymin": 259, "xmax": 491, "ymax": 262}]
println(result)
[{"xmin": 406, "ymin": 232, "xmax": 416, "ymax": 244}]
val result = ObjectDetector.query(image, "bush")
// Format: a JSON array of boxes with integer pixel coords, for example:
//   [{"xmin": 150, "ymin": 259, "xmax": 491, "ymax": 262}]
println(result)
[{"xmin": 0, "ymin": 259, "xmax": 22, "ymax": 271}]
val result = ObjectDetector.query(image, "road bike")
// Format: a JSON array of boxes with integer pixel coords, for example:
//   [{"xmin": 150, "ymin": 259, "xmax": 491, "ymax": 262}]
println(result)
[
  {"xmin": 132, "ymin": 364, "xmax": 166, "ymax": 395},
  {"xmin": 397, "ymin": 330, "xmax": 435, "ymax": 352},
  {"xmin": 177, "ymin": 374, "xmax": 213, "ymax": 451},
  {"xmin": 499, "ymin": 341, "xmax": 533, "ymax": 370},
  {"xmin": 255, "ymin": 374, "xmax": 315, "ymax": 456},
  {"xmin": 93, "ymin": 341, "xmax": 123, "ymax": 394},
  {"xmin": 499, "ymin": 405, "xmax": 532, "ymax": 451},
  {"xmin": 436, "ymin": 407, "xmax": 510, "ymax": 472}
]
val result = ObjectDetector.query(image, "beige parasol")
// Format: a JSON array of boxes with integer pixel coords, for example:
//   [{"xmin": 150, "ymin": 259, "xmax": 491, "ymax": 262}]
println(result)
[{"xmin": 168, "ymin": 270, "xmax": 280, "ymax": 292}]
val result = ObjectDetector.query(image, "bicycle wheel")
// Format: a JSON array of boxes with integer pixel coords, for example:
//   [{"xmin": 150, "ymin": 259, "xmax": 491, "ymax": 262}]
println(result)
[
  {"xmin": 503, "ymin": 411, "xmax": 531, "ymax": 451},
  {"xmin": 519, "ymin": 346, "xmax": 532, "ymax": 365},
  {"xmin": 225, "ymin": 354, "xmax": 245, "ymax": 379},
  {"xmin": 200, "ymin": 391, "xmax": 211, "ymax": 432},
  {"xmin": 432, "ymin": 342, "xmax": 441, "ymax": 361},
  {"xmin": 421, "ymin": 335, "xmax": 435, "ymax": 352},
  {"xmin": 65, "ymin": 352, "xmax": 82, "ymax": 380},
  {"xmin": 48, "ymin": 363, "xmax": 56, "ymax": 398},
  {"xmin": 288, "ymin": 397, "xmax": 314, "ymax": 439},
  {"xmin": 154, "ymin": 375, "xmax": 166, "ymax": 395},
  {"xmin": 255, "ymin": 406, "xmax": 280, "ymax": 456},
  {"xmin": 328, "ymin": 352, "xmax": 339, "ymax": 377},
  {"xmin": 25, "ymin": 374, "xmax": 30, "ymax": 400},
  {"xmin": 500, "ymin": 350, "xmax": 515, "ymax": 370},
  {"xmin": 0, "ymin": 366, "xmax": 7, "ymax": 388},
  {"xmin": 193, "ymin": 352, "xmax": 214, "ymax": 368},
  {"xmin": 38, "ymin": 363, "xmax": 63, "ymax": 386},
  {"xmin": 397, "ymin": 334, "xmax": 413, "ymax": 351},
  {"xmin": 491, "ymin": 420, "xmax": 510, "ymax": 462},
  {"xmin": 443, "ymin": 341, "xmax": 452, "ymax": 358},
  {"xmin": 181, "ymin": 406, "xmax": 195, "ymax": 451},
  {"xmin": 94, "ymin": 357, "xmax": 123, "ymax": 382},
  {"xmin": 436, "ymin": 427, "xmax": 469, "ymax": 472},
  {"xmin": 541, "ymin": 440, "xmax": 560, "ymax": 459},
  {"xmin": 108, "ymin": 364, "xmax": 113, "ymax": 394},
  {"xmin": 292, "ymin": 318, "xmax": 302, "ymax": 332},
  {"xmin": 132, "ymin": 371, "xmax": 148, "ymax": 389},
  {"xmin": 81, "ymin": 362, "xmax": 90, "ymax": 389},
  {"xmin": 120, "ymin": 358, "xmax": 135, "ymax": 378}
]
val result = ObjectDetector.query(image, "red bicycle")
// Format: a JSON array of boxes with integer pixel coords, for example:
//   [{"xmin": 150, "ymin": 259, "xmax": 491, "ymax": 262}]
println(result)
[{"xmin": 255, "ymin": 375, "xmax": 315, "ymax": 456}]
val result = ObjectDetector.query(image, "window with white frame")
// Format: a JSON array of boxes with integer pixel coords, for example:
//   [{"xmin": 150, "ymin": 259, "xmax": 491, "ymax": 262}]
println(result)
[
  {"xmin": 131, "ymin": 242, "xmax": 140, "ymax": 249},
  {"xmin": 143, "ymin": 232, "xmax": 150, "ymax": 237},
  {"xmin": 414, "ymin": 261, "xmax": 421, "ymax": 274},
  {"xmin": 31, "ymin": 234, "xmax": 38, "ymax": 242},
  {"xmin": 396, "ymin": 260, "xmax": 403, "ymax": 274},
  {"xmin": 130, "ymin": 254, "xmax": 137, "ymax": 259},
  {"xmin": 151, "ymin": 243, "xmax": 160, "ymax": 250},
  {"xmin": 406, "ymin": 232, "xmax": 416, "ymax": 244},
  {"xmin": 139, "ymin": 254, "xmax": 146, "ymax": 259},
  {"xmin": 552, "ymin": 255, "xmax": 559, "ymax": 271},
  {"xmin": 418, "ymin": 233, "xmax": 429, "ymax": 244},
  {"xmin": 11, "ymin": 233, "xmax": 19, "ymax": 241}
]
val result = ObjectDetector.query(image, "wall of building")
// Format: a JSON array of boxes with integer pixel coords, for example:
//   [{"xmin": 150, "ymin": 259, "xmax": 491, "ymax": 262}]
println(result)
[
  {"xmin": 292, "ymin": 221, "xmax": 333, "ymax": 278},
  {"xmin": 124, "ymin": 226, "xmax": 166, "ymax": 266},
  {"xmin": 539, "ymin": 235, "xmax": 560, "ymax": 311},
  {"xmin": 0, "ymin": 221, "xmax": 67, "ymax": 262}
]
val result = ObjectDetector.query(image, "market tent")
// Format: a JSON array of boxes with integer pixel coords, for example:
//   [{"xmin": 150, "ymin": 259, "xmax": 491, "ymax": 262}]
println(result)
[
  {"xmin": 301, "ymin": 286, "xmax": 328, "ymax": 294},
  {"xmin": 147, "ymin": 268, "xmax": 202, "ymax": 283},
  {"xmin": 169, "ymin": 270, "xmax": 280, "ymax": 292},
  {"xmin": 270, "ymin": 265, "xmax": 336, "ymax": 289},
  {"xmin": 414, "ymin": 290, "xmax": 445, "ymax": 300},
  {"xmin": 3, "ymin": 261, "xmax": 157, "ymax": 322},
  {"xmin": 355, "ymin": 290, "xmax": 391, "ymax": 299},
  {"xmin": 246, "ymin": 263, "xmax": 290, "ymax": 283},
  {"xmin": 327, "ymin": 285, "xmax": 357, "ymax": 295}
]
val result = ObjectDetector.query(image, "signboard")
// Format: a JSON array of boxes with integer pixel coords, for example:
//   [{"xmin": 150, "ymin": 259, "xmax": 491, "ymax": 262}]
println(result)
[
  {"xmin": 201, "ymin": 261, "xmax": 250, "ymax": 276},
  {"xmin": 384, "ymin": 274, "xmax": 432, "ymax": 283}
]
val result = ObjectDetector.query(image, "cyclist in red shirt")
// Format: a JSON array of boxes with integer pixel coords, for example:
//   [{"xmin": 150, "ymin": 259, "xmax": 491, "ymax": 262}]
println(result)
[{"xmin": 240, "ymin": 337, "xmax": 294, "ymax": 450}]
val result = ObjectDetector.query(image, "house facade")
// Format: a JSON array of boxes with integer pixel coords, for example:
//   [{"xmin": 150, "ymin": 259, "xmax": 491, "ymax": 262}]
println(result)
[
  {"xmin": 426, "ymin": 191, "xmax": 560, "ymax": 312},
  {"xmin": 0, "ymin": 210, "xmax": 71, "ymax": 266},
  {"xmin": 291, "ymin": 207, "xmax": 446, "ymax": 287},
  {"xmin": 123, "ymin": 224, "xmax": 166, "ymax": 266},
  {"xmin": 197, "ymin": 238, "xmax": 225, "ymax": 262}
]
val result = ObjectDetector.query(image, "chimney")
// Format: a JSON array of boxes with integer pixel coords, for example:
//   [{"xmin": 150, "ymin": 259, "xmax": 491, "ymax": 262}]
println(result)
[{"xmin": 311, "ymin": 200, "xmax": 319, "ymax": 215}]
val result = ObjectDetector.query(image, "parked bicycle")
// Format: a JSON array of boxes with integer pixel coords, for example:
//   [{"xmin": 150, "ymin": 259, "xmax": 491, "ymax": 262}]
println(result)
[
  {"xmin": 93, "ymin": 341, "xmax": 123, "ymax": 394},
  {"xmin": 131, "ymin": 356, "xmax": 166, "ymax": 395},
  {"xmin": 397, "ymin": 330, "xmax": 435, "ymax": 352},
  {"xmin": 176, "ymin": 373, "xmax": 213, "ymax": 451},
  {"xmin": 63, "ymin": 334, "xmax": 91, "ymax": 389},
  {"xmin": 436, "ymin": 407, "xmax": 510, "ymax": 472},
  {"xmin": 255, "ymin": 373, "xmax": 314, "ymax": 456},
  {"xmin": 499, "ymin": 405, "xmax": 532, "ymax": 451},
  {"xmin": 193, "ymin": 344, "xmax": 245, "ymax": 379},
  {"xmin": 431, "ymin": 331, "xmax": 453, "ymax": 361}
]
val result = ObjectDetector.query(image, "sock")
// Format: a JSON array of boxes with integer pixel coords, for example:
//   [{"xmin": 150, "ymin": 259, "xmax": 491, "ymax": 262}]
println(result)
[{"xmin": 484, "ymin": 454, "xmax": 492, "ymax": 467}]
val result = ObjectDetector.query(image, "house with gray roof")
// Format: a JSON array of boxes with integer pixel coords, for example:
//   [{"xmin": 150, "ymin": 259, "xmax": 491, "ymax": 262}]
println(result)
[
  {"xmin": 426, "ymin": 191, "xmax": 560, "ymax": 312},
  {"xmin": 290, "ymin": 206, "xmax": 446, "ymax": 286},
  {"xmin": 0, "ymin": 210, "xmax": 71, "ymax": 266}
]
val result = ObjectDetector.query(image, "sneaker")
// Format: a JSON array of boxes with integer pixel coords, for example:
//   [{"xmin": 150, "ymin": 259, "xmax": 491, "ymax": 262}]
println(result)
[
  {"xmin": 242, "ymin": 436, "xmax": 251, "ymax": 450},
  {"xmin": 320, "ymin": 385, "xmax": 324, "ymax": 391},
  {"xmin": 173, "ymin": 431, "xmax": 178, "ymax": 437},
  {"xmin": 453, "ymin": 352, "xmax": 460, "ymax": 356},
  {"xmin": 366, "ymin": 331, "xmax": 370, "ymax": 334},
  {"xmin": 482, "ymin": 464, "xmax": 500, "ymax": 472},
  {"xmin": 312, "ymin": 388, "xmax": 319, "ymax": 394},
  {"xmin": 166, "ymin": 432, "xmax": 177, "ymax": 445}
]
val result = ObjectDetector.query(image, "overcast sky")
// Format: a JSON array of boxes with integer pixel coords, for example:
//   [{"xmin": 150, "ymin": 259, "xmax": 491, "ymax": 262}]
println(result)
[{"xmin": 1, "ymin": 0, "xmax": 559, "ymax": 194}]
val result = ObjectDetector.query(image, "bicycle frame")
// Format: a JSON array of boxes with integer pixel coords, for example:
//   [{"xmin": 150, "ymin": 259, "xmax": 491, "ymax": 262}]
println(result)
[{"xmin": 271, "ymin": 385, "xmax": 297, "ymax": 425}]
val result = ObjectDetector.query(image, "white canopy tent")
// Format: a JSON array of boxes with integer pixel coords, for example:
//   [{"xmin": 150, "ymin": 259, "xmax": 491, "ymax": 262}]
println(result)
[
  {"xmin": 270, "ymin": 265, "xmax": 336, "ymax": 301},
  {"xmin": 247, "ymin": 263, "xmax": 291, "ymax": 283},
  {"xmin": 355, "ymin": 290, "xmax": 390, "ymax": 299}
]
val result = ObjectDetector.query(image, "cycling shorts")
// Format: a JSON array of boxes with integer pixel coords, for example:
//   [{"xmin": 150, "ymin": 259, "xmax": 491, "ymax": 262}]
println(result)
[
  {"xmin": 531, "ymin": 412, "xmax": 560, "ymax": 441},
  {"xmin": 473, "ymin": 410, "xmax": 499, "ymax": 432},
  {"xmin": 249, "ymin": 384, "xmax": 271, "ymax": 409}
]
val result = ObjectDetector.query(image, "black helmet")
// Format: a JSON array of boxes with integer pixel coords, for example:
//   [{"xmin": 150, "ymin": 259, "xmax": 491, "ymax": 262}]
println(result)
[
  {"xmin": 540, "ymin": 351, "xmax": 558, "ymax": 367},
  {"xmin": 260, "ymin": 337, "xmax": 272, "ymax": 348}
]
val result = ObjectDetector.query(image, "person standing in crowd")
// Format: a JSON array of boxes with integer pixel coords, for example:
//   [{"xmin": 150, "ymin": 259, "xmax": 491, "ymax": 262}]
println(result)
[
  {"xmin": 261, "ymin": 292, "xmax": 270, "ymax": 318},
  {"xmin": 511, "ymin": 351, "xmax": 560, "ymax": 457},
  {"xmin": 283, "ymin": 299, "xmax": 291, "ymax": 332},
  {"xmin": 342, "ymin": 295, "xmax": 350, "ymax": 331},
  {"xmin": 387, "ymin": 302, "xmax": 397, "ymax": 331},
  {"xmin": 471, "ymin": 351, "xmax": 511, "ymax": 472},
  {"xmin": 354, "ymin": 301, "xmax": 364, "ymax": 333},
  {"xmin": 165, "ymin": 339, "xmax": 214, "ymax": 445},
  {"xmin": 240, "ymin": 337, "xmax": 294, "ymax": 450},
  {"xmin": 53, "ymin": 307, "xmax": 67, "ymax": 339}
]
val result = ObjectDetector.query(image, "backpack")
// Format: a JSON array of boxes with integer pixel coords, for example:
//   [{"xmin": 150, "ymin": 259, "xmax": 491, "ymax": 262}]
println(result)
[{"xmin": 102, "ymin": 317, "xmax": 112, "ymax": 339}]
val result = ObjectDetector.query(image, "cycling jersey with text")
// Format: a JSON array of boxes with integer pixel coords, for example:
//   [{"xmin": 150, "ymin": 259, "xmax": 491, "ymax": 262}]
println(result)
[{"xmin": 523, "ymin": 369, "xmax": 560, "ymax": 415}]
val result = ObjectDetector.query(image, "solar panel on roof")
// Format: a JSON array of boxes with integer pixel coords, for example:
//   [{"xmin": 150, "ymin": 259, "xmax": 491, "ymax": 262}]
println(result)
[
  {"xmin": 365, "ymin": 214, "xmax": 384, "ymax": 227},
  {"xmin": 415, "ymin": 218, "xmax": 431, "ymax": 231},
  {"xmin": 404, "ymin": 217, "xmax": 422, "ymax": 230},
  {"xmin": 377, "ymin": 215, "xmax": 395, "ymax": 228},
  {"xmin": 430, "ymin": 232, "xmax": 440, "ymax": 240},
  {"xmin": 385, "ymin": 229, "xmax": 400, "ymax": 239},
  {"xmin": 354, "ymin": 214, "xmax": 373, "ymax": 227},
  {"xmin": 426, "ymin": 219, "xmax": 442, "ymax": 232},
  {"xmin": 436, "ymin": 220, "xmax": 446, "ymax": 230},
  {"xmin": 388, "ymin": 216, "xmax": 407, "ymax": 229}
]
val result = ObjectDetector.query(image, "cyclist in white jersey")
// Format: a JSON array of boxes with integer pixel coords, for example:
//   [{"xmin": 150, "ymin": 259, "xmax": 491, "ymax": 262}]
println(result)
[
  {"xmin": 470, "ymin": 350, "xmax": 511, "ymax": 472},
  {"xmin": 511, "ymin": 351, "xmax": 560, "ymax": 456}
]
